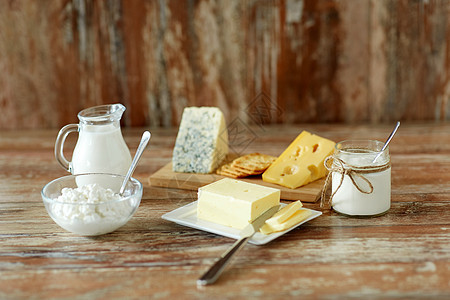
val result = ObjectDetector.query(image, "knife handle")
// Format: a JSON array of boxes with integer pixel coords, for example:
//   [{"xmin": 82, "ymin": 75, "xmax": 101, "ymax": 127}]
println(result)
[{"xmin": 197, "ymin": 236, "xmax": 250, "ymax": 286}]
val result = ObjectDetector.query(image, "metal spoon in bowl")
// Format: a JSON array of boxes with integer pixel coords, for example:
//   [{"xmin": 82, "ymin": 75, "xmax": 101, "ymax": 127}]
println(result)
[
  {"xmin": 372, "ymin": 121, "xmax": 400, "ymax": 163},
  {"xmin": 119, "ymin": 131, "xmax": 151, "ymax": 195}
]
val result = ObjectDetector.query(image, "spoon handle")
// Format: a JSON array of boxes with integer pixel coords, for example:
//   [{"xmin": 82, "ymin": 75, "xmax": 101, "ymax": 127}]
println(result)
[
  {"xmin": 119, "ymin": 131, "xmax": 151, "ymax": 195},
  {"xmin": 381, "ymin": 121, "xmax": 400, "ymax": 152},
  {"xmin": 372, "ymin": 121, "xmax": 400, "ymax": 163}
]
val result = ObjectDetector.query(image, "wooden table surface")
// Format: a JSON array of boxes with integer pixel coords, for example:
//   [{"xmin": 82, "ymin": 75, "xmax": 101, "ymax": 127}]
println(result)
[{"xmin": 1, "ymin": 123, "xmax": 449, "ymax": 299}]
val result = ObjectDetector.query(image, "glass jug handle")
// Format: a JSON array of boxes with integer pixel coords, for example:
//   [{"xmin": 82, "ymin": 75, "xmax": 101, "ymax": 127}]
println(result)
[{"xmin": 54, "ymin": 124, "xmax": 79, "ymax": 173}]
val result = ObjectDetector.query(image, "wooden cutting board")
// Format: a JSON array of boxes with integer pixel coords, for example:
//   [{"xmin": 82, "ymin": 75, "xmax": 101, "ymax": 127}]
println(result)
[{"xmin": 148, "ymin": 163, "xmax": 325, "ymax": 202}]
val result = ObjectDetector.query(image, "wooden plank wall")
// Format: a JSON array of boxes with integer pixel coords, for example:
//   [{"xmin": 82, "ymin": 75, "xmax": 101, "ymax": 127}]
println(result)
[{"xmin": 0, "ymin": 0, "xmax": 449, "ymax": 129}]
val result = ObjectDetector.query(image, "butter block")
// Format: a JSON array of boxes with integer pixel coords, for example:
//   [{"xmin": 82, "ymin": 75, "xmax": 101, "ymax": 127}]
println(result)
[
  {"xmin": 266, "ymin": 200, "xmax": 302, "ymax": 227},
  {"xmin": 262, "ymin": 131, "xmax": 336, "ymax": 189},
  {"xmin": 172, "ymin": 107, "xmax": 228, "ymax": 173},
  {"xmin": 260, "ymin": 209, "xmax": 312, "ymax": 235},
  {"xmin": 197, "ymin": 178, "xmax": 280, "ymax": 229}
]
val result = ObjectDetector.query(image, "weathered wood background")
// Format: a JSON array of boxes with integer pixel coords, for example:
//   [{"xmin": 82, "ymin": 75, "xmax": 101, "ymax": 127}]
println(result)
[{"xmin": 0, "ymin": 0, "xmax": 449, "ymax": 129}]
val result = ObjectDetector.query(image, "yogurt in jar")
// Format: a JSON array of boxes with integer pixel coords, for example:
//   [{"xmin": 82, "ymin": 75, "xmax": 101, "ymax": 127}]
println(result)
[{"xmin": 330, "ymin": 140, "xmax": 391, "ymax": 217}]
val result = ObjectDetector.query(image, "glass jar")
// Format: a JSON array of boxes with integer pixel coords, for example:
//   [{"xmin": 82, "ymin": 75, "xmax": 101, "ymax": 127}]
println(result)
[{"xmin": 329, "ymin": 140, "xmax": 391, "ymax": 217}]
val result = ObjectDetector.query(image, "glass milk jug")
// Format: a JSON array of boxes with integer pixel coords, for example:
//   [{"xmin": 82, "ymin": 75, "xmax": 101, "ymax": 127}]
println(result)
[{"xmin": 55, "ymin": 104, "xmax": 132, "ymax": 176}]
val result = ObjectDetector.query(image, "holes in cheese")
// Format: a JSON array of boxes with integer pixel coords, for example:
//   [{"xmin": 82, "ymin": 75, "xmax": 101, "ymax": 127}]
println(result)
[
  {"xmin": 293, "ymin": 146, "xmax": 303, "ymax": 157},
  {"xmin": 282, "ymin": 165, "xmax": 298, "ymax": 176},
  {"xmin": 262, "ymin": 131, "xmax": 336, "ymax": 189},
  {"xmin": 307, "ymin": 165, "xmax": 319, "ymax": 178}
]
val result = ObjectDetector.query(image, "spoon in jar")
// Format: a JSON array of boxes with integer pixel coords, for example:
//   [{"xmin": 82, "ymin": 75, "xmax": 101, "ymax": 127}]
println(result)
[
  {"xmin": 119, "ymin": 131, "xmax": 151, "ymax": 195},
  {"xmin": 372, "ymin": 121, "xmax": 400, "ymax": 163}
]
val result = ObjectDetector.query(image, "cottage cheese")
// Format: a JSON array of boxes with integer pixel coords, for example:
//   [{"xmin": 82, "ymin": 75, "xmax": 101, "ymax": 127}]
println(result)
[{"xmin": 48, "ymin": 184, "xmax": 138, "ymax": 235}]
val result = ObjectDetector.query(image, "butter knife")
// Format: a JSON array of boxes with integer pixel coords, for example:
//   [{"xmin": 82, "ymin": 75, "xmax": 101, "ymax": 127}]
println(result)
[{"xmin": 197, "ymin": 204, "xmax": 280, "ymax": 286}]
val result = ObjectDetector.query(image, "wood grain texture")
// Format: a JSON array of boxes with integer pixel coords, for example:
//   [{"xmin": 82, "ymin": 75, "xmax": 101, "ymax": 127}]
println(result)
[
  {"xmin": 0, "ymin": 0, "xmax": 449, "ymax": 129},
  {"xmin": 0, "ymin": 123, "xmax": 449, "ymax": 298}
]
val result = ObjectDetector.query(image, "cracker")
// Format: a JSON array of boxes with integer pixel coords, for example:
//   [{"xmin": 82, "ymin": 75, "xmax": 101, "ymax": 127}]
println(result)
[
  {"xmin": 216, "ymin": 163, "xmax": 251, "ymax": 178},
  {"xmin": 231, "ymin": 165, "xmax": 265, "ymax": 176},
  {"xmin": 216, "ymin": 153, "xmax": 276, "ymax": 178},
  {"xmin": 232, "ymin": 153, "xmax": 276, "ymax": 172},
  {"xmin": 216, "ymin": 170, "xmax": 242, "ymax": 178}
]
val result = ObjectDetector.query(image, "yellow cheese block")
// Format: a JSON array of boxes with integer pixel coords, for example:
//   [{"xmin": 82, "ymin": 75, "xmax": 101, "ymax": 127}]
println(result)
[
  {"xmin": 197, "ymin": 178, "xmax": 280, "ymax": 229},
  {"xmin": 260, "ymin": 209, "xmax": 312, "ymax": 235},
  {"xmin": 262, "ymin": 131, "xmax": 336, "ymax": 189},
  {"xmin": 266, "ymin": 200, "xmax": 302, "ymax": 227}
]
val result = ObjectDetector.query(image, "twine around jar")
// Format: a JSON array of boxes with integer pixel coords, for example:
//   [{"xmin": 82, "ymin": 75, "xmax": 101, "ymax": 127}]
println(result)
[{"xmin": 320, "ymin": 155, "xmax": 391, "ymax": 208}]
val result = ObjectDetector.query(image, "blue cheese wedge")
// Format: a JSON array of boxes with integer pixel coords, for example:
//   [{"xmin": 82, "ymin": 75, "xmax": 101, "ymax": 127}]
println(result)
[
  {"xmin": 172, "ymin": 107, "xmax": 228, "ymax": 173},
  {"xmin": 197, "ymin": 178, "xmax": 280, "ymax": 229}
]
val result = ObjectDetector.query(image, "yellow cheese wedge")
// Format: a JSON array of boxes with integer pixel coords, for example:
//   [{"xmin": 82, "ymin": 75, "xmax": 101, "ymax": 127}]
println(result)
[
  {"xmin": 266, "ymin": 200, "xmax": 303, "ymax": 227},
  {"xmin": 260, "ymin": 209, "xmax": 312, "ymax": 235},
  {"xmin": 262, "ymin": 131, "xmax": 336, "ymax": 189}
]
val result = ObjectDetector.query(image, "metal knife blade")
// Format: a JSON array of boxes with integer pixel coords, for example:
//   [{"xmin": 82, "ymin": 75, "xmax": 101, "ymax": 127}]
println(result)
[{"xmin": 239, "ymin": 204, "xmax": 281, "ymax": 238}]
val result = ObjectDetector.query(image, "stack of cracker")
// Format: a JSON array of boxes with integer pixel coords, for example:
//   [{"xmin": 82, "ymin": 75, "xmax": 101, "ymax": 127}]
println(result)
[{"xmin": 216, "ymin": 153, "xmax": 276, "ymax": 178}]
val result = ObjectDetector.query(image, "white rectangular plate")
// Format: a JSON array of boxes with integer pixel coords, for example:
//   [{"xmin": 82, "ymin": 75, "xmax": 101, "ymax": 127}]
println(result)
[{"xmin": 161, "ymin": 201, "xmax": 322, "ymax": 245}]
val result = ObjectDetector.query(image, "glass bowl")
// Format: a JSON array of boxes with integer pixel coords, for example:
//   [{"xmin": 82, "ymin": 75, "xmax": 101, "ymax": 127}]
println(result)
[{"xmin": 42, "ymin": 173, "xmax": 142, "ymax": 236}]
